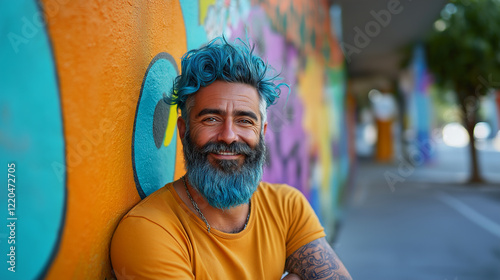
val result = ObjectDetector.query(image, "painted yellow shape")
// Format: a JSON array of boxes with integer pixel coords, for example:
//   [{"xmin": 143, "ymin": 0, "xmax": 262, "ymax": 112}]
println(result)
[
  {"xmin": 164, "ymin": 104, "xmax": 178, "ymax": 147},
  {"xmin": 200, "ymin": 0, "xmax": 217, "ymax": 24},
  {"xmin": 298, "ymin": 56, "xmax": 332, "ymax": 194}
]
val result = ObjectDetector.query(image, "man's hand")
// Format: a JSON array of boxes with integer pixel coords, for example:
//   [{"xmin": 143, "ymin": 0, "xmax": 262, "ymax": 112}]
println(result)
[{"xmin": 284, "ymin": 237, "xmax": 352, "ymax": 280}]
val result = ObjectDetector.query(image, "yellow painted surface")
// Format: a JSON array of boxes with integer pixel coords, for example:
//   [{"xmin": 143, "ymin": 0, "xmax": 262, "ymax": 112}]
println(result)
[
  {"xmin": 164, "ymin": 104, "xmax": 178, "ymax": 147},
  {"xmin": 298, "ymin": 57, "xmax": 332, "ymax": 193},
  {"xmin": 199, "ymin": 0, "xmax": 217, "ymax": 23}
]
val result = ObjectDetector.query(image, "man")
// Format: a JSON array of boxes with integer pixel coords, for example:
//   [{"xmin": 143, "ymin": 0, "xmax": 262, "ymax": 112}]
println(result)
[{"xmin": 110, "ymin": 37, "xmax": 352, "ymax": 280}]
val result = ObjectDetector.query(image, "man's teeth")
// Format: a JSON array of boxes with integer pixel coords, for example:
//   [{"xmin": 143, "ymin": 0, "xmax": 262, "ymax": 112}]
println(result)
[{"xmin": 217, "ymin": 151, "xmax": 236, "ymax": 156}]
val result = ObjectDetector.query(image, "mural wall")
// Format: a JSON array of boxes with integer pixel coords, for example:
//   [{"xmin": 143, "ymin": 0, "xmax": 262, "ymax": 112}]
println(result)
[{"xmin": 0, "ymin": 0, "xmax": 351, "ymax": 279}]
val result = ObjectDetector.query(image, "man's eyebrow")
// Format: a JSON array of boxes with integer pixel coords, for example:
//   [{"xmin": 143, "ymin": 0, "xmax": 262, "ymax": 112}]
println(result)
[
  {"xmin": 197, "ymin": 108, "xmax": 259, "ymax": 121},
  {"xmin": 234, "ymin": 110, "xmax": 258, "ymax": 121},
  {"xmin": 197, "ymin": 108, "xmax": 224, "ymax": 117}
]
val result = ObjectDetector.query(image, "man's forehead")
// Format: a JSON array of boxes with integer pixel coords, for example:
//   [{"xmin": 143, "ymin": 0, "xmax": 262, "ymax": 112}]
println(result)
[{"xmin": 190, "ymin": 81, "xmax": 261, "ymax": 111}]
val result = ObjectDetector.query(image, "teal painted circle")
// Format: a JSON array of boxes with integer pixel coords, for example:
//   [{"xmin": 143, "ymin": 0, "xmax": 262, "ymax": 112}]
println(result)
[
  {"xmin": 133, "ymin": 53, "xmax": 179, "ymax": 198},
  {"xmin": 0, "ymin": 2, "xmax": 65, "ymax": 279}
]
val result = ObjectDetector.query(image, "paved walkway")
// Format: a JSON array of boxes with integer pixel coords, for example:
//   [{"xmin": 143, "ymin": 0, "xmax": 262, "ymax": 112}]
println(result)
[{"xmin": 334, "ymin": 146, "xmax": 500, "ymax": 280}]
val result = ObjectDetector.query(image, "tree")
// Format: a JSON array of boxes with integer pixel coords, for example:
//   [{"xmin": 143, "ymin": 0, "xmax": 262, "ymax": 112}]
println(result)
[{"xmin": 426, "ymin": 0, "xmax": 500, "ymax": 183}]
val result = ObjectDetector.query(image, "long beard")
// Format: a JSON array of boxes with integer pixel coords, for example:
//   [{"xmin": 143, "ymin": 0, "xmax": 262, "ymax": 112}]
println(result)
[{"xmin": 182, "ymin": 130, "xmax": 266, "ymax": 209}]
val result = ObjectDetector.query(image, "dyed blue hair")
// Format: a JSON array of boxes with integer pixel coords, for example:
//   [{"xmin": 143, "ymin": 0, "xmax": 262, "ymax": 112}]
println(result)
[{"xmin": 166, "ymin": 37, "xmax": 285, "ymax": 119}]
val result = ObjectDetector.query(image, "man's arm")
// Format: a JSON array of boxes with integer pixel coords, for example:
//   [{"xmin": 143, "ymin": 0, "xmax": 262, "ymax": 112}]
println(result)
[{"xmin": 284, "ymin": 237, "xmax": 352, "ymax": 280}]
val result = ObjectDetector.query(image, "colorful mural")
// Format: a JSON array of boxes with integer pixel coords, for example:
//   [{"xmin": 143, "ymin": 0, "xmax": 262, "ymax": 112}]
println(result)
[
  {"xmin": 0, "ymin": 0, "xmax": 350, "ymax": 279},
  {"xmin": 254, "ymin": 0, "xmax": 344, "ymax": 67}
]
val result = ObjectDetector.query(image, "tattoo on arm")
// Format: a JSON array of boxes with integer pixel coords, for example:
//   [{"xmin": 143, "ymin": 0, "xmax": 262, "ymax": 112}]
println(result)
[{"xmin": 285, "ymin": 238, "xmax": 352, "ymax": 280}]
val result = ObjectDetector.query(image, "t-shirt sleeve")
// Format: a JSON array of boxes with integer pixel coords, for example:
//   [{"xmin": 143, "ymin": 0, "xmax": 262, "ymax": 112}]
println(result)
[
  {"xmin": 110, "ymin": 215, "xmax": 194, "ymax": 280},
  {"xmin": 284, "ymin": 187, "xmax": 326, "ymax": 257}
]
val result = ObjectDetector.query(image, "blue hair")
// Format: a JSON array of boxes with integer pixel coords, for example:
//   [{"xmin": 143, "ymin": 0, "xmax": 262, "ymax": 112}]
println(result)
[{"xmin": 166, "ymin": 37, "xmax": 285, "ymax": 118}]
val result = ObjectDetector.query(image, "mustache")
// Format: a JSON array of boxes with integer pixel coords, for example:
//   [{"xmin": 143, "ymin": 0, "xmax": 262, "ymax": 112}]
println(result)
[{"xmin": 200, "ymin": 141, "xmax": 254, "ymax": 157}]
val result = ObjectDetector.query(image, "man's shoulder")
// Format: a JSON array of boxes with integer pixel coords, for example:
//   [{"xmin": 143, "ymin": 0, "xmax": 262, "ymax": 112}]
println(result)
[
  {"xmin": 257, "ymin": 181, "xmax": 303, "ymax": 197},
  {"xmin": 255, "ymin": 181, "xmax": 306, "ymax": 208},
  {"xmin": 121, "ymin": 182, "xmax": 177, "ymax": 221}
]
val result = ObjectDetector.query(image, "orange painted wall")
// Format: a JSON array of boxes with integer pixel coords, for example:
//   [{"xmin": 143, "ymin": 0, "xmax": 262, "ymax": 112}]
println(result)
[{"xmin": 42, "ymin": 0, "xmax": 186, "ymax": 278}]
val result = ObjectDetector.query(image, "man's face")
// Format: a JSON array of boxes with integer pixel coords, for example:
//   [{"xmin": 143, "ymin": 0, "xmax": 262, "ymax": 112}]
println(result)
[
  {"xmin": 181, "ymin": 80, "xmax": 266, "ymax": 161},
  {"xmin": 178, "ymin": 81, "xmax": 268, "ymax": 209}
]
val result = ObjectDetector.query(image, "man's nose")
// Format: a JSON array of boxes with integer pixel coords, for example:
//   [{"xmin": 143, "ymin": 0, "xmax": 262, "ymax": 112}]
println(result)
[{"xmin": 217, "ymin": 120, "xmax": 238, "ymax": 144}]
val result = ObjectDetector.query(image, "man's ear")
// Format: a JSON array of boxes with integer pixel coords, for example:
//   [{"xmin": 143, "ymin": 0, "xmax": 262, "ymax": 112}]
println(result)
[
  {"xmin": 177, "ymin": 117, "xmax": 186, "ymax": 140},
  {"xmin": 262, "ymin": 121, "xmax": 268, "ymax": 136}
]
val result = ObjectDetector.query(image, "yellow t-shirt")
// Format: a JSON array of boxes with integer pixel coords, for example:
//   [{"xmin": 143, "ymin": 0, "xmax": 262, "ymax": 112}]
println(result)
[{"xmin": 110, "ymin": 182, "xmax": 325, "ymax": 279}]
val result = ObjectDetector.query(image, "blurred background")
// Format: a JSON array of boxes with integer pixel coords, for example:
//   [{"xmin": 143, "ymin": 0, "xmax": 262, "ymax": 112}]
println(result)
[{"xmin": 1, "ymin": 0, "xmax": 499, "ymax": 279}]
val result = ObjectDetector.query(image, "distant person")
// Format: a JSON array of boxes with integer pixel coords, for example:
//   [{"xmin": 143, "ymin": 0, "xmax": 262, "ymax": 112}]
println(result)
[{"xmin": 111, "ymin": 37, "xmax": 352, "ymax": 280}]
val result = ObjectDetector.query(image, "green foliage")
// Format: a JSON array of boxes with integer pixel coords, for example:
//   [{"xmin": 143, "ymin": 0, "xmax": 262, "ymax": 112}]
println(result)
[{"xmin": 426, "ymin": 0, "xmax": 500, "ymax": 98}]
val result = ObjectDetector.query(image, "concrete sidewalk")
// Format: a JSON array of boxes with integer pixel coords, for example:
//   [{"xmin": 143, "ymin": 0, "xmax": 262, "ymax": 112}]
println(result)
[{"xmin": 334, "ymin": 160, "xmax": 500, "ymax": 280}]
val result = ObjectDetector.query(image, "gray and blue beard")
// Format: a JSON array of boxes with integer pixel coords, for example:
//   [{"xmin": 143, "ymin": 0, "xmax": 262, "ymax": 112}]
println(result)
[{"xmin": 182, "ymin": 129, "xmax": 266, "ymax": 209}]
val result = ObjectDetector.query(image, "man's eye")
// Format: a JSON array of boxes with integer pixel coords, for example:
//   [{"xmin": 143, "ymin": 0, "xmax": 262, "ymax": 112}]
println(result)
[
  {"xmin": 238, "ymin": 119, "xmax": 253, "ymax": 125},
  {"xmin": 203, "ymin": 117, "xmax": 218, "ymax": 123}
]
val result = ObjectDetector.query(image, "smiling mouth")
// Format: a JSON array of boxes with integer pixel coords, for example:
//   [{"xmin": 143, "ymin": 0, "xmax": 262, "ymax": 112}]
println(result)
[
  {"xmin": 210, "ymin": 151, "xmax": 243, "ymax": 160},
  {"xmin": 216, "ymin": 151, "xmax": 238, "ymax": 156}
]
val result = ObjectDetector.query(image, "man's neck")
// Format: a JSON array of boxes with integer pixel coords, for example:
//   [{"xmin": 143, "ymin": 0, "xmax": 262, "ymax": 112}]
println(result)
[{"xmin": 173, "ymin": 178, "xmax": 251, "ymax": 233}]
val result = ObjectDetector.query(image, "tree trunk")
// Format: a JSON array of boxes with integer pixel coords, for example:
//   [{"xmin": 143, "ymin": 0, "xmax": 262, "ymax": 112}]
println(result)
[
  {"xmin": 460, "ymin": 95, "xmax": 483, "ymax": 183},
  {"xmin": 464, "ymin": 119, "xmax": 483, "ymax": 183}
]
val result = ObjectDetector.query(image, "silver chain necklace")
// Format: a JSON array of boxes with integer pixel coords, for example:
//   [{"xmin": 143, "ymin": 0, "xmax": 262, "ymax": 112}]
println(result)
[{"xmin": 181, "ymin": 176, "xmax": 250, "ymax": 233}]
